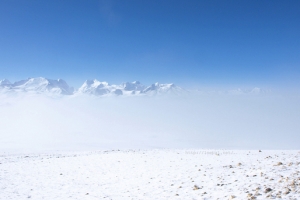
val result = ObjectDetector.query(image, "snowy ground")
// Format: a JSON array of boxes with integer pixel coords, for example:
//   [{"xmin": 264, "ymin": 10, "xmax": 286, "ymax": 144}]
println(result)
[{"xmin": 1, "ymin": 149, "xmax": 300, "ymax": 200}]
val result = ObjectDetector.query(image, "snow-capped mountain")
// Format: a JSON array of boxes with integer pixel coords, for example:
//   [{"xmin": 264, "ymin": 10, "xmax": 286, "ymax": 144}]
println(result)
[
  {"xmin": 76, "ymin": 80, "xmax": 184, "ymax": 96},
  {"xmin": 0, "ymin": 77, "xmax": 74, "ymax": 95},
  {"xmin": 77, "ymin": 80, "xmax": 121, "ymax": 96},
  {"xmin": 0, "ymin": 79, "xmax": 11, "ymax": 86},
  {"xmin": 191, "ymin": 87, "xmax": 271, "ymax": 96},
  {"xmin": 76, "ymin": 79, "xmax": 145, "ymax": 96},
  {"xmin": 141, "ymin": 83, "xmax": 185, "ymax": 96},
  {"xmin": 122, "ymin": 81, "xmax": 145, "ymax": 92},
  {"xmin": 227, "ymin": 87, "xmax": 268, "ymax": 95}
]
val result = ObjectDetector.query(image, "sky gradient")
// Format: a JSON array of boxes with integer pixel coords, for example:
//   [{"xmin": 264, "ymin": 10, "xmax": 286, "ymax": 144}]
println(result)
[{"xmin": 0, "ymin": 0, "xmax": 299, "ymax": 89}]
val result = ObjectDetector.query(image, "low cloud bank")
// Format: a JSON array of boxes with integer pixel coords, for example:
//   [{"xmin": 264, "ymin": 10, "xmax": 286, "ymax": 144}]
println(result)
[{"xmin": 0, "ymin": 91, "xmax": 299, "ymax": 153}]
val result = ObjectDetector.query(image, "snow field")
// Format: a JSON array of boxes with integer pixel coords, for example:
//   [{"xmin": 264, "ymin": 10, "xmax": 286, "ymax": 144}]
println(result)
[{"xmin": 1, "ymin": 150, "xmax": 300, "ymax": 200}]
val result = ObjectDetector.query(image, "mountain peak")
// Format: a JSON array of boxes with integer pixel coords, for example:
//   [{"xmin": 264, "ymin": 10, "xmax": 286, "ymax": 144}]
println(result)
[
  {"xmin": 122, "ymin": 81, "xmax": 145, "ymax": 91},
  {"xmin": 141, "ymin": 82, "xmax": 183, "ymax": 95},
  {"xmin": 78, "ymin": 79, "xmax": 110, "ymax": 96},
  {"xmin": 0, "ymin": 79, "xmax": 11, "ymax": 86}
]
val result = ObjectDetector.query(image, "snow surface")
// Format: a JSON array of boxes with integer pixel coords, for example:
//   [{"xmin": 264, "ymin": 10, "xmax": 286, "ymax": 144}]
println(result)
[{"xmin": 1, "ymin": 150, "xmax": 300, "ymax": 199}]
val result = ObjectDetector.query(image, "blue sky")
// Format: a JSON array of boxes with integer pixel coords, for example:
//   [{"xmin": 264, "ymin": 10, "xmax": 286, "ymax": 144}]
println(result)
[{"xmin": 0, "ymin": 0, "xmax": 299, "ymax": 88}]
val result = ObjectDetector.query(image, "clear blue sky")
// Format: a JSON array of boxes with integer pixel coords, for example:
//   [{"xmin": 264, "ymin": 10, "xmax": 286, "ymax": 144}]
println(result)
[{"xmin": 0, "ymin": 0, "xmax": 299, "ymax": 88}]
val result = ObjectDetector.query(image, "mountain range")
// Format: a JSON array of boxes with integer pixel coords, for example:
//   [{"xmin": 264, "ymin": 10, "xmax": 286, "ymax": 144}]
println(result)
[
  {"xmin": 0, "ymin": 77, "xmax": 184, "ymax": 96},
  {"xmin": 0, "ymin": 77, "xmax": 266, "ymax": 97}
]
